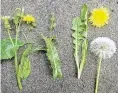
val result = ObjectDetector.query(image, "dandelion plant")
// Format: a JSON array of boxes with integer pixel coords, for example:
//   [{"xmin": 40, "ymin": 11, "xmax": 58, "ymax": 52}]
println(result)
[
  {"xmin": 72, "ymin": 4, "xmax": 88, "ymax": 79},
  {"xmin": 90, "ymin": 37, "xmax": 116, "ymax": 93}
]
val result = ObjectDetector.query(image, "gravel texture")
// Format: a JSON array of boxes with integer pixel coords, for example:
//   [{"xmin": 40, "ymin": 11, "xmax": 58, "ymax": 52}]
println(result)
[{"xmin": 1, "ymin": 0, "xmax": 118, "ymax": 93}]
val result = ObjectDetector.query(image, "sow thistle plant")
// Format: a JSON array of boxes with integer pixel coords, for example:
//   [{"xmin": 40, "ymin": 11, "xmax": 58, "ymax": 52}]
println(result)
[
  {"xmin": 72, "ymin": 4, "xmax": 88, "ymax": 79},
  {"xmin": 90, "ymin": 37, "xmax": 116, "ymax": 93},
  {"xmin": 41, "ymin": 34, "xmax": 63, "ymax": 79},
  {"xmin": 1, "ymin": 8, "xmax": 36, "ymax": 90},
  {"xmin": 35, "ymin": 12, "xmax": 62, "ymax": 79}
]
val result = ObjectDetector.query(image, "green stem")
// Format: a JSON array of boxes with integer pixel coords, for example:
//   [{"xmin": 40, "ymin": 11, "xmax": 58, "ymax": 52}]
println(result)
[
  {"xmin": 95, "ymin": 56, "xmax": 102, "ymax": 93},
  {"xmin": 6, "ymin": 18, "xmax": 22, "ymax": 90},
  {"xmin": 15, "ymin": 27, "xmax": 18, "ymax": 45},
  {"xmin": 8, "ymin": 29, "xmax": 14, "ymax": 46},
  {"xmin": 15, "ymin": 25, "xmax": 19, "ymax": 45},
  {"xmin": 15, "ymin": 18, "xmax": 22, "ymax": 45},
  {"xmin": 14, "ymin": 51, "xmax": 22, "ymax": 90},
  {"xmin": 22, "ymin": 32, "xmax": 28, "ymax": 41},
  {"xmin": 17, "ymin": 75, "xmax": 22, "ymax": 90},
  {"xmin": 15, "ymin": 17, "xmax": 22, "ymax": 90},
  {"xmin": 14, "ymin": 51, "xmax": 18, "ymax": 73}
]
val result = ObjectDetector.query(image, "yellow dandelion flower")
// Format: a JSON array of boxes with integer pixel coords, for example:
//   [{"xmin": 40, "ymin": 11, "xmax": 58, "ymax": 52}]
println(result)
[
  {"xmin": 89, "ymin": 7, "xmax": 109, "ymax": 27},
  {"xmin": 23, "ymin": 15, "xmax": 35, "ymax": 23}
]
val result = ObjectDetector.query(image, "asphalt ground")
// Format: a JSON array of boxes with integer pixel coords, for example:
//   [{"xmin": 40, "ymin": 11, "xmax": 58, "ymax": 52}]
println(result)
[{"xmin": 1, "ymin": 0, "xmax": 118, "ymax": 93}]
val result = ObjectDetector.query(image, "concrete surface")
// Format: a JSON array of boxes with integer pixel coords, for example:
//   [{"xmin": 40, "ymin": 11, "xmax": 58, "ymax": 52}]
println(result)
[{"xmin": 1, "ymin": 0, "xmax": 118, "ymax": 93}]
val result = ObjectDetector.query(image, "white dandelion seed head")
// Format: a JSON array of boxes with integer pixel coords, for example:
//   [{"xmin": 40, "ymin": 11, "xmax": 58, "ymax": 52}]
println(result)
[{"xmin": 90, "ymin": 37, "xmax": 116, "ymax": 59}]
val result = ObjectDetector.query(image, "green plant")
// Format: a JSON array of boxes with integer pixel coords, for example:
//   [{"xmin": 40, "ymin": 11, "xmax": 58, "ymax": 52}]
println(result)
[
  {"xmin": 72, "ymin": 4, "xmax": 88, "ymax": 79},
  {"xmin": 17, "ymin": 44, "xmax": 32, "ymax": 89},
  {"xmin": 1, "ymin": 8, "xmax": 36, "ymax": 90},
  {"xmin": 90, "ymin": 37, "xmax": 116, "ymax": 93},
  {"xmin": 49, "ymin": 13, "xmax": 56, "ymax": 31},
  {"xmin": 41, "ymin": 34, "xmax": 63, "ymax": 79}
]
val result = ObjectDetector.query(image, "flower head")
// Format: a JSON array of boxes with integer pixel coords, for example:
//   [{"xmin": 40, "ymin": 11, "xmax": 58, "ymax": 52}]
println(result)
[
  {"xmin": 1, "ymin": 16, "xmax": 11, "ymax": 29},
  {"xmin": 2, "ymin": 16, "xmax": 10, "ymax": 20},
  {"xmin": 90, "ymin": 37, "xmax": 116, "ymax": 59},
  {"xmin": 22, "ymin": 15, "xmax": 35, "ymax": 23},
  {"xmin": 89, "ymin": 7, "xmax": 109, "ymax": 27}
]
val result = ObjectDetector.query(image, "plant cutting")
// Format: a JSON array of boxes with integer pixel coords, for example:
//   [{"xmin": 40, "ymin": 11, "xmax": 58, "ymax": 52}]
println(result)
[
  {"xmin": 72, "ymin": 4, "xmax": 88, "ymax": 79},
  {"xmin": 1, "ymin": 8, "xmax": 36, "ymax": 90},
  {"xmin": 40, "ymin": 34, "xmax": 63, "ymax": 79},
  {"xmin": 90, "ymin": 37, "xmax": 116, "ymax": 93}
]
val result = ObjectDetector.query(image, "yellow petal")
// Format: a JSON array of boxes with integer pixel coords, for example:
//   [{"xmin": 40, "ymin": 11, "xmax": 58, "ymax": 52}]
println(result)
[
  {"xmin": 89, "ymin": 7, "xmax": 109, "ymax": 27},
  {"xmin": 23, "ymin": 15, "xmax": 35, "ymax": 23}
]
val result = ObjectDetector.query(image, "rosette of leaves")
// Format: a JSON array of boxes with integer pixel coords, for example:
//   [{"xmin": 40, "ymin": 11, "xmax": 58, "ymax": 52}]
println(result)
[
  {"xmin": 41, "ymin": 34, "xmax": 63, "ymax": 79},
  {"xmin": 72, "ymin": 4, "xmax": 88, "ymax": 79}
]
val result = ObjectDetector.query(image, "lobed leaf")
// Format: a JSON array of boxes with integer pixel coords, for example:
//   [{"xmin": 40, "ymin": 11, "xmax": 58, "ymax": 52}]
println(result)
[{"xmin": 72, "ymin": 4, "xmax": 88, "ymax": 79}]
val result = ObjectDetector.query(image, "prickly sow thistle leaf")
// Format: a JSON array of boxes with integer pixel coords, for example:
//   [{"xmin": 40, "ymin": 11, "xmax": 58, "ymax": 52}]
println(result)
[
  {"xmin": 41, "ymin": 34, "xmax": 63, "ymax": 79},
  {"xmin": 0, "ymin": 39, "xmax": 24, "ymax": 60},
  {"xmin": 18, "ymin": 44, "xmax": 32, "ymax": 80},
  {"xmin": 72, "ymin": 4, "xmax": 88, "ymax": 79}
]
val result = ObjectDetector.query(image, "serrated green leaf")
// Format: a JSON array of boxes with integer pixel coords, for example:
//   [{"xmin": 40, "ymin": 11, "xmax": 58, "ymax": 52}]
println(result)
[
  {"xmin": 72, "ymin": 17, "xmax": 82, "ymax": 31},
  {"xmin": 41, "ymin": 34, "xmax": 62, "ymax": 79},
  {"xmin": 80, "ymin": 4, "xmax": 88, "ymax": 20},
  {"xmin": 0, "ymin": 39, "xmax": 24, "ymax": 60},
  {"xmin": 72, "ymin": 4, "xmax": 88, "ymax": 79},
  {"xmin": 18, "ymin": 44, "xmax": 32, "ymax": 79}
]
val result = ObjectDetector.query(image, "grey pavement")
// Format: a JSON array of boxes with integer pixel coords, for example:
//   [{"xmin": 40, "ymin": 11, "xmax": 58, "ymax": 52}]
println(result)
[{"xmin": 1, "ymin": 0, "xmax": 118, "ymax": 93}]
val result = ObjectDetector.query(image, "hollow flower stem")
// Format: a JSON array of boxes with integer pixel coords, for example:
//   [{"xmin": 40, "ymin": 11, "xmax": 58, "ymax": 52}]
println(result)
[
  {"xmin": 15, "ymin": 16, "xmax": 22, "ymax": 90},
  {"xmin": 95, "ymin": 56, "xmax": 102, "ymax": 93}
]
